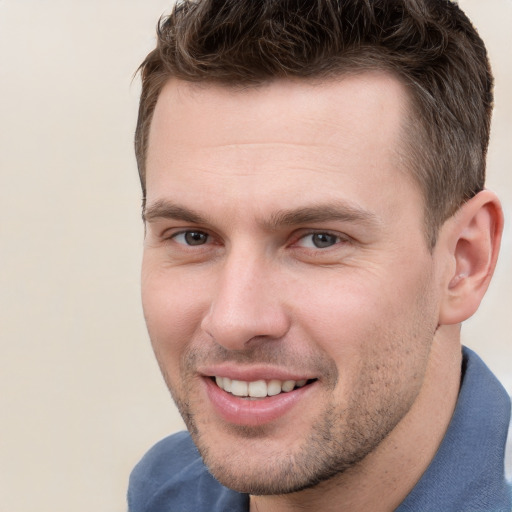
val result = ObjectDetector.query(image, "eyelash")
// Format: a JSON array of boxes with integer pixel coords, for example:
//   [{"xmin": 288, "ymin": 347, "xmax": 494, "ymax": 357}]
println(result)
[
  {"xmin": 294, "ymin": 231, "xmax": 347, "ymax": 249},
  {"xmin": 167, "ymin": 229, "xmax": 349, "ymax": 250},
  {"xmin": 171, "ymin": 230, "xmax": 211, "ymax": 247}
]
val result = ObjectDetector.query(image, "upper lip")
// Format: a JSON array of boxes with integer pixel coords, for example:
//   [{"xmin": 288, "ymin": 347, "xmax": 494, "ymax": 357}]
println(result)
[{"xmin": 198, "ymin": 364, "xmax": 315, "ymax": 382}]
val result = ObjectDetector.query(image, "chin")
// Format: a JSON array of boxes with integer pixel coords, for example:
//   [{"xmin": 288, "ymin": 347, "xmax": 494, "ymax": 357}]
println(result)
[{"xmin": 187, "ymin": 415, "xmax": 380, "ymax": 496}]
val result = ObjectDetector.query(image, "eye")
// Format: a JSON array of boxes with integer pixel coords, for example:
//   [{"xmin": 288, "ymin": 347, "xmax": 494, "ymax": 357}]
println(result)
[
  {"xmin": 297, "ymin": 232, "xmax": 342, "ymax": 249},
  {"xmin": 172, "ymin": 230, "xmax": 210, "ymax": 246}
]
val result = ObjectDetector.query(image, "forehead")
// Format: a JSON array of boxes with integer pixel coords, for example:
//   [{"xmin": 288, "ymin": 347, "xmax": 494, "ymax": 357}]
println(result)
[
  {"xmin": 148, "ymin": 72, "xmax": 410, "ymax": 155},
  {"xmin": 146, "ymin": 72, "xmax": 419, "ymax": 221}
]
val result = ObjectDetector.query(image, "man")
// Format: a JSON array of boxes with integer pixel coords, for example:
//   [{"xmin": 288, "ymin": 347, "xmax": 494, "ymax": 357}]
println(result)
[{"xmin": 128, "ymin": 0, "xmax": 511, "ymax": 510}]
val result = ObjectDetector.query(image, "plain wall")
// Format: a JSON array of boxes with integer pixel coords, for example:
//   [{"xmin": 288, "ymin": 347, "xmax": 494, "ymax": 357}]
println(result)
[{"xmin": 0, "ymin": 1, "xmax": 510, "ymax": 511}]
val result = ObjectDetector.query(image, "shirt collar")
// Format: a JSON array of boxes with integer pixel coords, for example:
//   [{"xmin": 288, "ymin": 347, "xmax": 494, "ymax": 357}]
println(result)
[{"xmin": 397, "ymin": 346, "xmax": 511, "ymax": 511}]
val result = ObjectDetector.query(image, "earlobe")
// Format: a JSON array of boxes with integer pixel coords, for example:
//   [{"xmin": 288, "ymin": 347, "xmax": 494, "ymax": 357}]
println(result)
[{"xmin": 438, "ymin": 190, "xmax": 503, "ymax": 325}]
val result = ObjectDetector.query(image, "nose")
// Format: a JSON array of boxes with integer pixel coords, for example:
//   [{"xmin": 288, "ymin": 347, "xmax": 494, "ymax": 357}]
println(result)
[{"xmin": 200, "ymin": 251, "xmax": 290, "ymax": 351}]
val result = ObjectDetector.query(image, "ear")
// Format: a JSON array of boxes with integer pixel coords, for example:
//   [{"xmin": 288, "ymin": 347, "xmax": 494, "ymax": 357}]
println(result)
[{"xmin": 438, "ymin": 190, "xmax": 503, "ymax": 325}]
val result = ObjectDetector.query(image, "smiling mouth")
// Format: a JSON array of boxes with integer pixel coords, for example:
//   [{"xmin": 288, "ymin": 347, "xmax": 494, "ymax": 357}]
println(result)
[{"xmin": 212, "ymin": 376, "xmax": 317, "ymax": 399}]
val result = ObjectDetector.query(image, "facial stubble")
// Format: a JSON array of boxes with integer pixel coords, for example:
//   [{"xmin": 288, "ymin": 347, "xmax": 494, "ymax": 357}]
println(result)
[{"xmin": 157, "ymin": 323, "xmax": 434, "ymax": 496}]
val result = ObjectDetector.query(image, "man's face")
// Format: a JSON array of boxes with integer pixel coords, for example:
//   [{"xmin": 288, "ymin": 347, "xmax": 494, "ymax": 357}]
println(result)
[{"xmin": 141, "ymin": 73, "xmax": 442, "ymax": 494}]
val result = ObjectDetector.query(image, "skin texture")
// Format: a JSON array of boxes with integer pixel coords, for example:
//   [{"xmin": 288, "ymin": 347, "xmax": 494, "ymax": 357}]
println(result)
[{"xmin": 141, "ymin": 73, "xmax": 503, "ymax": 511}]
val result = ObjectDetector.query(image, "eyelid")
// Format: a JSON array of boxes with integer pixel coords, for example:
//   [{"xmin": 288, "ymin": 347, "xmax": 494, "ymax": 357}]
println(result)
[
  {"xmin": 292, "ymin": 229, "xmax": 350, "ymax": 248},
  {"xmin": 156, "ymin": 225, "xmax": 351, "ymax": 251},
  {"xmin": 172, "ymin": 230, "xmax": 207, "ymax": 245},
  {"xmin": 157, "ymin": 224, "xmax": 208, "ymax": 239},
  {"xmin": 169, "ymin": 228, "xmax": 213, "ymax": 244}
]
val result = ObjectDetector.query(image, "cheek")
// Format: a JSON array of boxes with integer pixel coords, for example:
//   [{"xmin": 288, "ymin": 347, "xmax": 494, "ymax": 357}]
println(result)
[
  {"xmin": 290, "ymin": 266, "xmax": 435, "ymax": 375},
  {"xmin": 291, "ymin": 272, "xmax": 389, "ymax": 342},
  {"xmin": 295, "ymin": 281, "xmax": 433, "ymax": 430},
  {"xmin": 141, "ymin": 263, "xmax": 209, "ymax": 363}
]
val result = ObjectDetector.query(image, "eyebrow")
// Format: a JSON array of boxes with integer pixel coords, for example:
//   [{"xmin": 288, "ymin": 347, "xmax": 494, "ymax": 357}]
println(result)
[
  {"xmin": 263, "ymin": 203, "xmax": 379, "ymax": 231},
  {"xmin": 144, "ymin": 199, "xmax": 379, "ymax": 231},
  {"xmin": 143, "ymin": 200, "xmax": 210, "ymax": 224}
]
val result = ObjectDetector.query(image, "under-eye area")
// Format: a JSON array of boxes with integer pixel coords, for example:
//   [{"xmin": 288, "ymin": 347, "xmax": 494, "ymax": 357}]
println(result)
[{"xmin": 211, "ymin": 377, "xmax": 318, "ymax": 399}]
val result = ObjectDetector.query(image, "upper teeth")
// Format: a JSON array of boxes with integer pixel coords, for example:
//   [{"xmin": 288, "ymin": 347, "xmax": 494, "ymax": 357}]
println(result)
[{"xmin": 215, "ymin": 377, "xmax": 308, "ymax": 397}]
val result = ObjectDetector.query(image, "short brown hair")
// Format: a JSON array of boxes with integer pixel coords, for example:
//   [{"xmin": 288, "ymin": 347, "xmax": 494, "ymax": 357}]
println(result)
[{"xmin": 135, "ymin": 0, "xmax": 493, "ymax": 246}]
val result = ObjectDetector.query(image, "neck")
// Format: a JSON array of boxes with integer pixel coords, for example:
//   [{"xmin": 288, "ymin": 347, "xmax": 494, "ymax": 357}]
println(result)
[{"xmin": 250, "ymin": 326, "xmax": 462, "ymax": 512}]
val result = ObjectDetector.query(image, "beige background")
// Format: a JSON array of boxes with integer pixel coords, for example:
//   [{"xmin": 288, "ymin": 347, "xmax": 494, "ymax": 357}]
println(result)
[{"xmin": 0, "ymin": 1, "xmax": 510, "ymax": 511}]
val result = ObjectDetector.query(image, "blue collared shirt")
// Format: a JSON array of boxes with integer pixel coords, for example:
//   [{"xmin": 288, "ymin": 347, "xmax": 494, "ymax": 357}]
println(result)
[{"xmin": 128, "ymin": 347, "xmax": 512, "ymax": 511}]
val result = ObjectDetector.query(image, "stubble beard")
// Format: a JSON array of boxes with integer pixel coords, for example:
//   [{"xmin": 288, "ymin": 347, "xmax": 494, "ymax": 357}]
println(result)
[{"xmin": 160, "ymin": 339, "xmax": 430, "ymax": 496}]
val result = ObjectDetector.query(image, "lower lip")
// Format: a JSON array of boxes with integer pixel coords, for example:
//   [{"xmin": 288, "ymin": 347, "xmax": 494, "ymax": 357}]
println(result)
[{"xmin": 204, "ymin": 378, "xmax": 315, "ymax": 426}]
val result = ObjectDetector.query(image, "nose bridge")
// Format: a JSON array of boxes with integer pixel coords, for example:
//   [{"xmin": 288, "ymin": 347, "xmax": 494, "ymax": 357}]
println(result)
[{"xmin": 201, "ymin": 244, "xmax": 289, "ymax": 350}]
